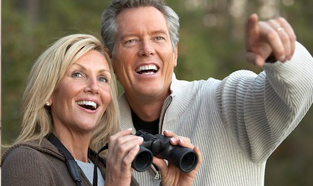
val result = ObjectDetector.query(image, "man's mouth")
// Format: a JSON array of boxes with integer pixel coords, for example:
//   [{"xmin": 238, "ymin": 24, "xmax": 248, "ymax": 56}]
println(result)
[
  {"xmin": 135, "ymin": 64, "xmax": 159, "ymax": 75},
  {"xmin": 76, "ymin": 101, "xmax": 98, "ymax": 111}
]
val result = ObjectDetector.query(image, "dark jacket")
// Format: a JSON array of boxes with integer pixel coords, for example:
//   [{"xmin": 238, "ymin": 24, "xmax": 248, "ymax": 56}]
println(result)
[{"xmin": 1, "ymin": 138, "xmax": 139, "ymax": 186}]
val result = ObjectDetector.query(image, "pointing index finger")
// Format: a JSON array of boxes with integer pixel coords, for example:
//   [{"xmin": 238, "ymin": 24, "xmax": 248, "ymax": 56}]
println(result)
[{"xmin": 246, "ymin": 13, "xmax": 259, "ymax": 38}]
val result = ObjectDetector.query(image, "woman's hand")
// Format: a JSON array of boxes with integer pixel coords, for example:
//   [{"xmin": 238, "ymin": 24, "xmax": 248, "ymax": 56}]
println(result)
[
  {"xmin": 105, "ymin": 128, "xmax": 143, "ymax": 186},
  {"xmin": 154, "ymin": 130, "xmax": 202, "ymax": 186}
]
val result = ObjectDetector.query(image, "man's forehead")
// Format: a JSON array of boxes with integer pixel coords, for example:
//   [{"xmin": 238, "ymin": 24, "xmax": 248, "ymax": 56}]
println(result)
[
  {"xmin": 116, "ymin": 6, "xmax": 168, "ymax": 33},
  {"xmin": 116, "ymin": 6, "xmax": 166, "ymax": 24}
]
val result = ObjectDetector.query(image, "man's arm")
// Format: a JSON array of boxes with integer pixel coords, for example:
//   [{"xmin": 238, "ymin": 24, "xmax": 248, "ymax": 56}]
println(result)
[{"xmin": 218, "ymin": 15, "xmax": 313, "ymax": 163}]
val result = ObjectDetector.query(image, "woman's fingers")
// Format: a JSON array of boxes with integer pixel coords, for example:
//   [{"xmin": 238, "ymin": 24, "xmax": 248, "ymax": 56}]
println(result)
[
  {"xmin": 107, "ymin": 128, "xmax": 143, "ymax": 170},
  {"xmin": 120, "ymin": 144, "xmax": 140, "ymax": 168}
]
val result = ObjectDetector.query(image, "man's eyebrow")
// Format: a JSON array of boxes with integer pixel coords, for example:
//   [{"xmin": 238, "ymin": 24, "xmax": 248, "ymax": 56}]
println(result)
[
  {"xmin": 120, "ymin": 30, "xmax": 169, "ymax": 40},
  {"xmin": 150, "ymin": 30, "xmax": 168, "ymax": 35},
  {"xmin": 120, "ymin": 34, "xmax": 138, "ymax": 40}
]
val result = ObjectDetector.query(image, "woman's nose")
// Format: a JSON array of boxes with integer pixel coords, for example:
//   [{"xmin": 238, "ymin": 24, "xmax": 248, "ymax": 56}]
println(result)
[{"xmin": 84, "ymin": 78, "xmax": 99, "ymax": 94}]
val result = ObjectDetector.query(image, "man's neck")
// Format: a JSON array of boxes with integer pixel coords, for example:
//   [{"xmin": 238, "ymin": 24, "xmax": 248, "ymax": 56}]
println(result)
[{"xmin": 126, "ymin": 93, "xmax": 168, "ymax": 122}]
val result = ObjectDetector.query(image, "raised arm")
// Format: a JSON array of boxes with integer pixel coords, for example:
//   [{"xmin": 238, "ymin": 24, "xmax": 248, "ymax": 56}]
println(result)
[{"xmin": 218, "ymin": 14, "xmax": 313, "ymax": 163}]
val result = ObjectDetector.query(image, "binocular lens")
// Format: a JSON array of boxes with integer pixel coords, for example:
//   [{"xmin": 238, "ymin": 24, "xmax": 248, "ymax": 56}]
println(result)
[
  {"xmin": 180, "ymin": 151, "xmax": 198, "ymax": 173},
  {"xmin": 132, "ymin": 147, "xmax": 153, "ymax": 172},
  {"xmin": 132, "ymin": 130, "xmax": 198, "ymax": 173}
]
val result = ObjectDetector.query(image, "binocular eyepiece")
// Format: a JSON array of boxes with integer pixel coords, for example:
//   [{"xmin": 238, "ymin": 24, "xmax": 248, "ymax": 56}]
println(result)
[{"xmin": 132, "ymin": 130, "xmax": 198, "ymax": 173}]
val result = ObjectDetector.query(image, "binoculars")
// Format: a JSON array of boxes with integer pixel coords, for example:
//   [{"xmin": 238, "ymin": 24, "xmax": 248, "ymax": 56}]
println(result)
[{"xmin": 132, "ymin": 130, "xmax": 198, "ymax": 173}]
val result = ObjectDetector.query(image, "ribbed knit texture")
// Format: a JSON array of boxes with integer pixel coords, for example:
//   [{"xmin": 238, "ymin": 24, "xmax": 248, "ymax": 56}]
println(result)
[{"xmin": 119, "ymin": 42, "xmax": 313, "ymax": 186}]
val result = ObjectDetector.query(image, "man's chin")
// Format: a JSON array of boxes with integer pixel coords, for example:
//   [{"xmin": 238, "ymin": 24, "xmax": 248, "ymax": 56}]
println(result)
[{"xmin": 132, "ymin": 86, "xmax": 168, "ymax": 98}]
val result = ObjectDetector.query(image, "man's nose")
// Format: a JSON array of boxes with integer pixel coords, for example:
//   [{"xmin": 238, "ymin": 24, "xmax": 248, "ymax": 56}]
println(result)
[{"xmin": 139, "ymin": 40, "xmax": 155, "ymax": 57}]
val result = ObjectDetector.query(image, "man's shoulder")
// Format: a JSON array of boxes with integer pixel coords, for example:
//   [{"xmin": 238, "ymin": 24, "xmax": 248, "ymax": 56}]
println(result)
[{"xmin": 171, "ymin": 77, "xmax": 222, "ymax": 95}]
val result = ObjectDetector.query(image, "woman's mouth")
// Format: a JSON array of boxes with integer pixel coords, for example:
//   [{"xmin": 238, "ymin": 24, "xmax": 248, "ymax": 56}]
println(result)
[{"xmin": 76, "ymin": 101, "xmax": 98, "ymax": 111}]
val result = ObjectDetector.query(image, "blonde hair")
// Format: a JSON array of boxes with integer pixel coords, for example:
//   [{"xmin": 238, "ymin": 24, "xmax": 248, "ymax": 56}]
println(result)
[{"xmin": 14, "ymin": 34, "xmax": 120, "ymax": 153}]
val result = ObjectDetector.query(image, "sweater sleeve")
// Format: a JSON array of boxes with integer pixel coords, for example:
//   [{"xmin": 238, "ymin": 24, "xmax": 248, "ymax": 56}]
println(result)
[
  {"xmin": 217, "ymin": 42, "xmax": 313, "ymax": 163},
  {"xmin": 1, "ymin": 146, "xmax": 55, "ymax": 186}
]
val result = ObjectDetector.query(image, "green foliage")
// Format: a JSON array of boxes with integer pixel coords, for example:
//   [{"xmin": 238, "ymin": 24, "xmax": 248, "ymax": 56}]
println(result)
[{"xmin": 2, "ymin": 0, "xmax": 313, "ymax": 185}]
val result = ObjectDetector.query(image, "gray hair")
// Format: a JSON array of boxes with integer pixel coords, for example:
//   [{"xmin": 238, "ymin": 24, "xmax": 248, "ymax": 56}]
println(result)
[{"xmin": 101, "ymin": 0, "xmax": 180, "ymax": 55}]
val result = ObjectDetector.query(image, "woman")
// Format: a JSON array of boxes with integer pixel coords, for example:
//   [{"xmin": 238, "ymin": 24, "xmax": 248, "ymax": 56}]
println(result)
[{"xmin": 1, "ymin": 34, "xmax": 201, "ymax": 186}]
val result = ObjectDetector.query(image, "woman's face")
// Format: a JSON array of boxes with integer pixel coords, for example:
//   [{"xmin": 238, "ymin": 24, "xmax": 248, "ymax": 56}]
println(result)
[{"xmin": 50, "ymin": 50, "xmax": 112, "ymax": 133}]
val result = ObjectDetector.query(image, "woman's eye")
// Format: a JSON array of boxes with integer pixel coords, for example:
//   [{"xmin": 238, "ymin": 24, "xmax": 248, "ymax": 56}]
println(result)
[
  {"xmin": 72, "ymin": 72, "xmax": 83, "ymax": 78},
  {"xmin": 98, "ymin": 76, "xmax": 108, "ymax": 83}
]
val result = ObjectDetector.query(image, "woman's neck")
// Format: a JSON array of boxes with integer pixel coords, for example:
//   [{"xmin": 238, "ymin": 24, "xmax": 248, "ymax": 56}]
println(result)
[{"xmin": 53, "ymin": 129, "xmax": 91, "ymax": 162}]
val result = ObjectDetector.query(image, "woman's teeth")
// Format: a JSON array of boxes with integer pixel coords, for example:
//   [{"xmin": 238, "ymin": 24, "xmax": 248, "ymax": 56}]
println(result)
[{"xmin": 76, "ymin": 101, "xmax": 98, "ymax": 110}]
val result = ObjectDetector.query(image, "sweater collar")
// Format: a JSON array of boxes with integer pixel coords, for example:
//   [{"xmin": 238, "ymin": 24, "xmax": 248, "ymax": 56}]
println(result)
[
  {"xmin": 169, "ymin": 73, "xmax": 178, "ymax": 97},
  {"xmin": 118, "ymin": 73, "xmax": 178, "ymax": 130}
]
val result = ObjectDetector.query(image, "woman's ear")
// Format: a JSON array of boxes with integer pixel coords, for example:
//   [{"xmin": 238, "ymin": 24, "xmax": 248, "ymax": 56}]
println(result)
[{"xmin": 45, "ymin": 97, "xmax": 52, "ymax": 106}]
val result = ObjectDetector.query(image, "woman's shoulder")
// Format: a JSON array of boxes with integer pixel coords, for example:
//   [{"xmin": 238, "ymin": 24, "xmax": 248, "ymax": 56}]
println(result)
[
  {"xmin": 2, "ymin": 142, "xmax": 46, "ymax": 165},
  {"xmin": 2, "ymin": 139, "xmax": 63, "ymax": 166},
  {"xmin": 1, "ymin": 141, "xmax": 57, "ymax": 185}
]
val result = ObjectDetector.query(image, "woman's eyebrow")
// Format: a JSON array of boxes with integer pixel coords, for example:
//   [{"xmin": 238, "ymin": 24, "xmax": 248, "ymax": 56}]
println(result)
[
  {"xmin": 72, "ymin": 63, "xmax": 111, "ymax": 74},
  {"xmin": 72, "ymin": 63, "xmax": 86, "ymax": 70}
]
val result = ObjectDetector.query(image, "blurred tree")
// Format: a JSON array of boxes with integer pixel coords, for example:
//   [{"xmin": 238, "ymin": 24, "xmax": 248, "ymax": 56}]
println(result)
[{"xmin": 2, "ymin": 0, "xmax": 312, "ymax": 185}]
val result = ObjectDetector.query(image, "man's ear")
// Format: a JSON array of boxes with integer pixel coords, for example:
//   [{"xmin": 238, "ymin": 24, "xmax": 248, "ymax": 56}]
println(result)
[
  {"xmin": 173, "ymin": 44, "xmax": 178, "ymax": 67},
  {"xmin": 104, "ymin": 47, "xmax": 112, "ymax": 58}
]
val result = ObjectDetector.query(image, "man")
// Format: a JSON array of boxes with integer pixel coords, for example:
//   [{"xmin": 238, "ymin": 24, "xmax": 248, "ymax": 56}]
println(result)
[{"xmin": 100, "ymin": 0, "xmax": 313, "ymax": 185}]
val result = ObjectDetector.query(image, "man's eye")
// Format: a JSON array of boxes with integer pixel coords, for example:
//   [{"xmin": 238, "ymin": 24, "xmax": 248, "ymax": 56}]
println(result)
[
  {"xmin": 127, "ymin": 39, "xmax": 135, "ymax": 43},
  {"xmin": 72, "ymin": 72, "xmax": 83, "ymax": 78},
  {"xmin": 155, "ymin": 36, "xmax": 164, "ymax": 40},
  {"xmin": 124, "ymin": 39, "xmax": 137, "ymax": 45}
]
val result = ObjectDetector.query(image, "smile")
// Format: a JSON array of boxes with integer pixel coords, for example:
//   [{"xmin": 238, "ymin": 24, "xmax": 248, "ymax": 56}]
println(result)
[
  {"xmin": 135, "ymin": 64, "xmax": 159, "ymax": 75},
  {"xmin": 76, "ymin": 101, "xmax": 98, "ymax": 111}
]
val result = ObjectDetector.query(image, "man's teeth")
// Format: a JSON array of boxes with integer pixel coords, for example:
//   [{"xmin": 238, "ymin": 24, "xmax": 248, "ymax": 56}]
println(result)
[
  {"xmin": 76, "ymin": 101, "xmax": 97, "ymax": 110},
  {"xmin": 138, "ymin": 65, "xmax": 158, "ymax": 71},
  {"xmin": 143, "ymin": 71, "xmax": 155, "ymax": 75},
  {"xmin": 136, "ymin": 65, "xmax": 158, "ymax": 74}
]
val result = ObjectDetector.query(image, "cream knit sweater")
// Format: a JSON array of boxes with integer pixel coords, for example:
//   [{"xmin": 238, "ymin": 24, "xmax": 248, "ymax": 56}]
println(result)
[{"xmin": 119, "ymin": 42, "xmax": 313, "ymax": 186}]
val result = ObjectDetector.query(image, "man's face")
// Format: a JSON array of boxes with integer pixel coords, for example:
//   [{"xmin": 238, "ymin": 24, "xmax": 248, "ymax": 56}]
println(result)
[{"xmin": 112, "ymin": 6, "xmax": 177, "ymax": 101}]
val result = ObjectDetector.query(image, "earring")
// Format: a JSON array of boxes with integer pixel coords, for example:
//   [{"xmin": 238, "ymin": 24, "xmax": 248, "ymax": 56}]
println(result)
[{"xmin": 45, "ymin": 102, "xmax": 51, "ymax": 106}]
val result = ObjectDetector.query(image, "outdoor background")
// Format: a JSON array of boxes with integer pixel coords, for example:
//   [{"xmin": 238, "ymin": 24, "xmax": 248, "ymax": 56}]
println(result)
[{"xmin": 1, "ymin": 0, "xmax": 312, "ymax": 185}]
